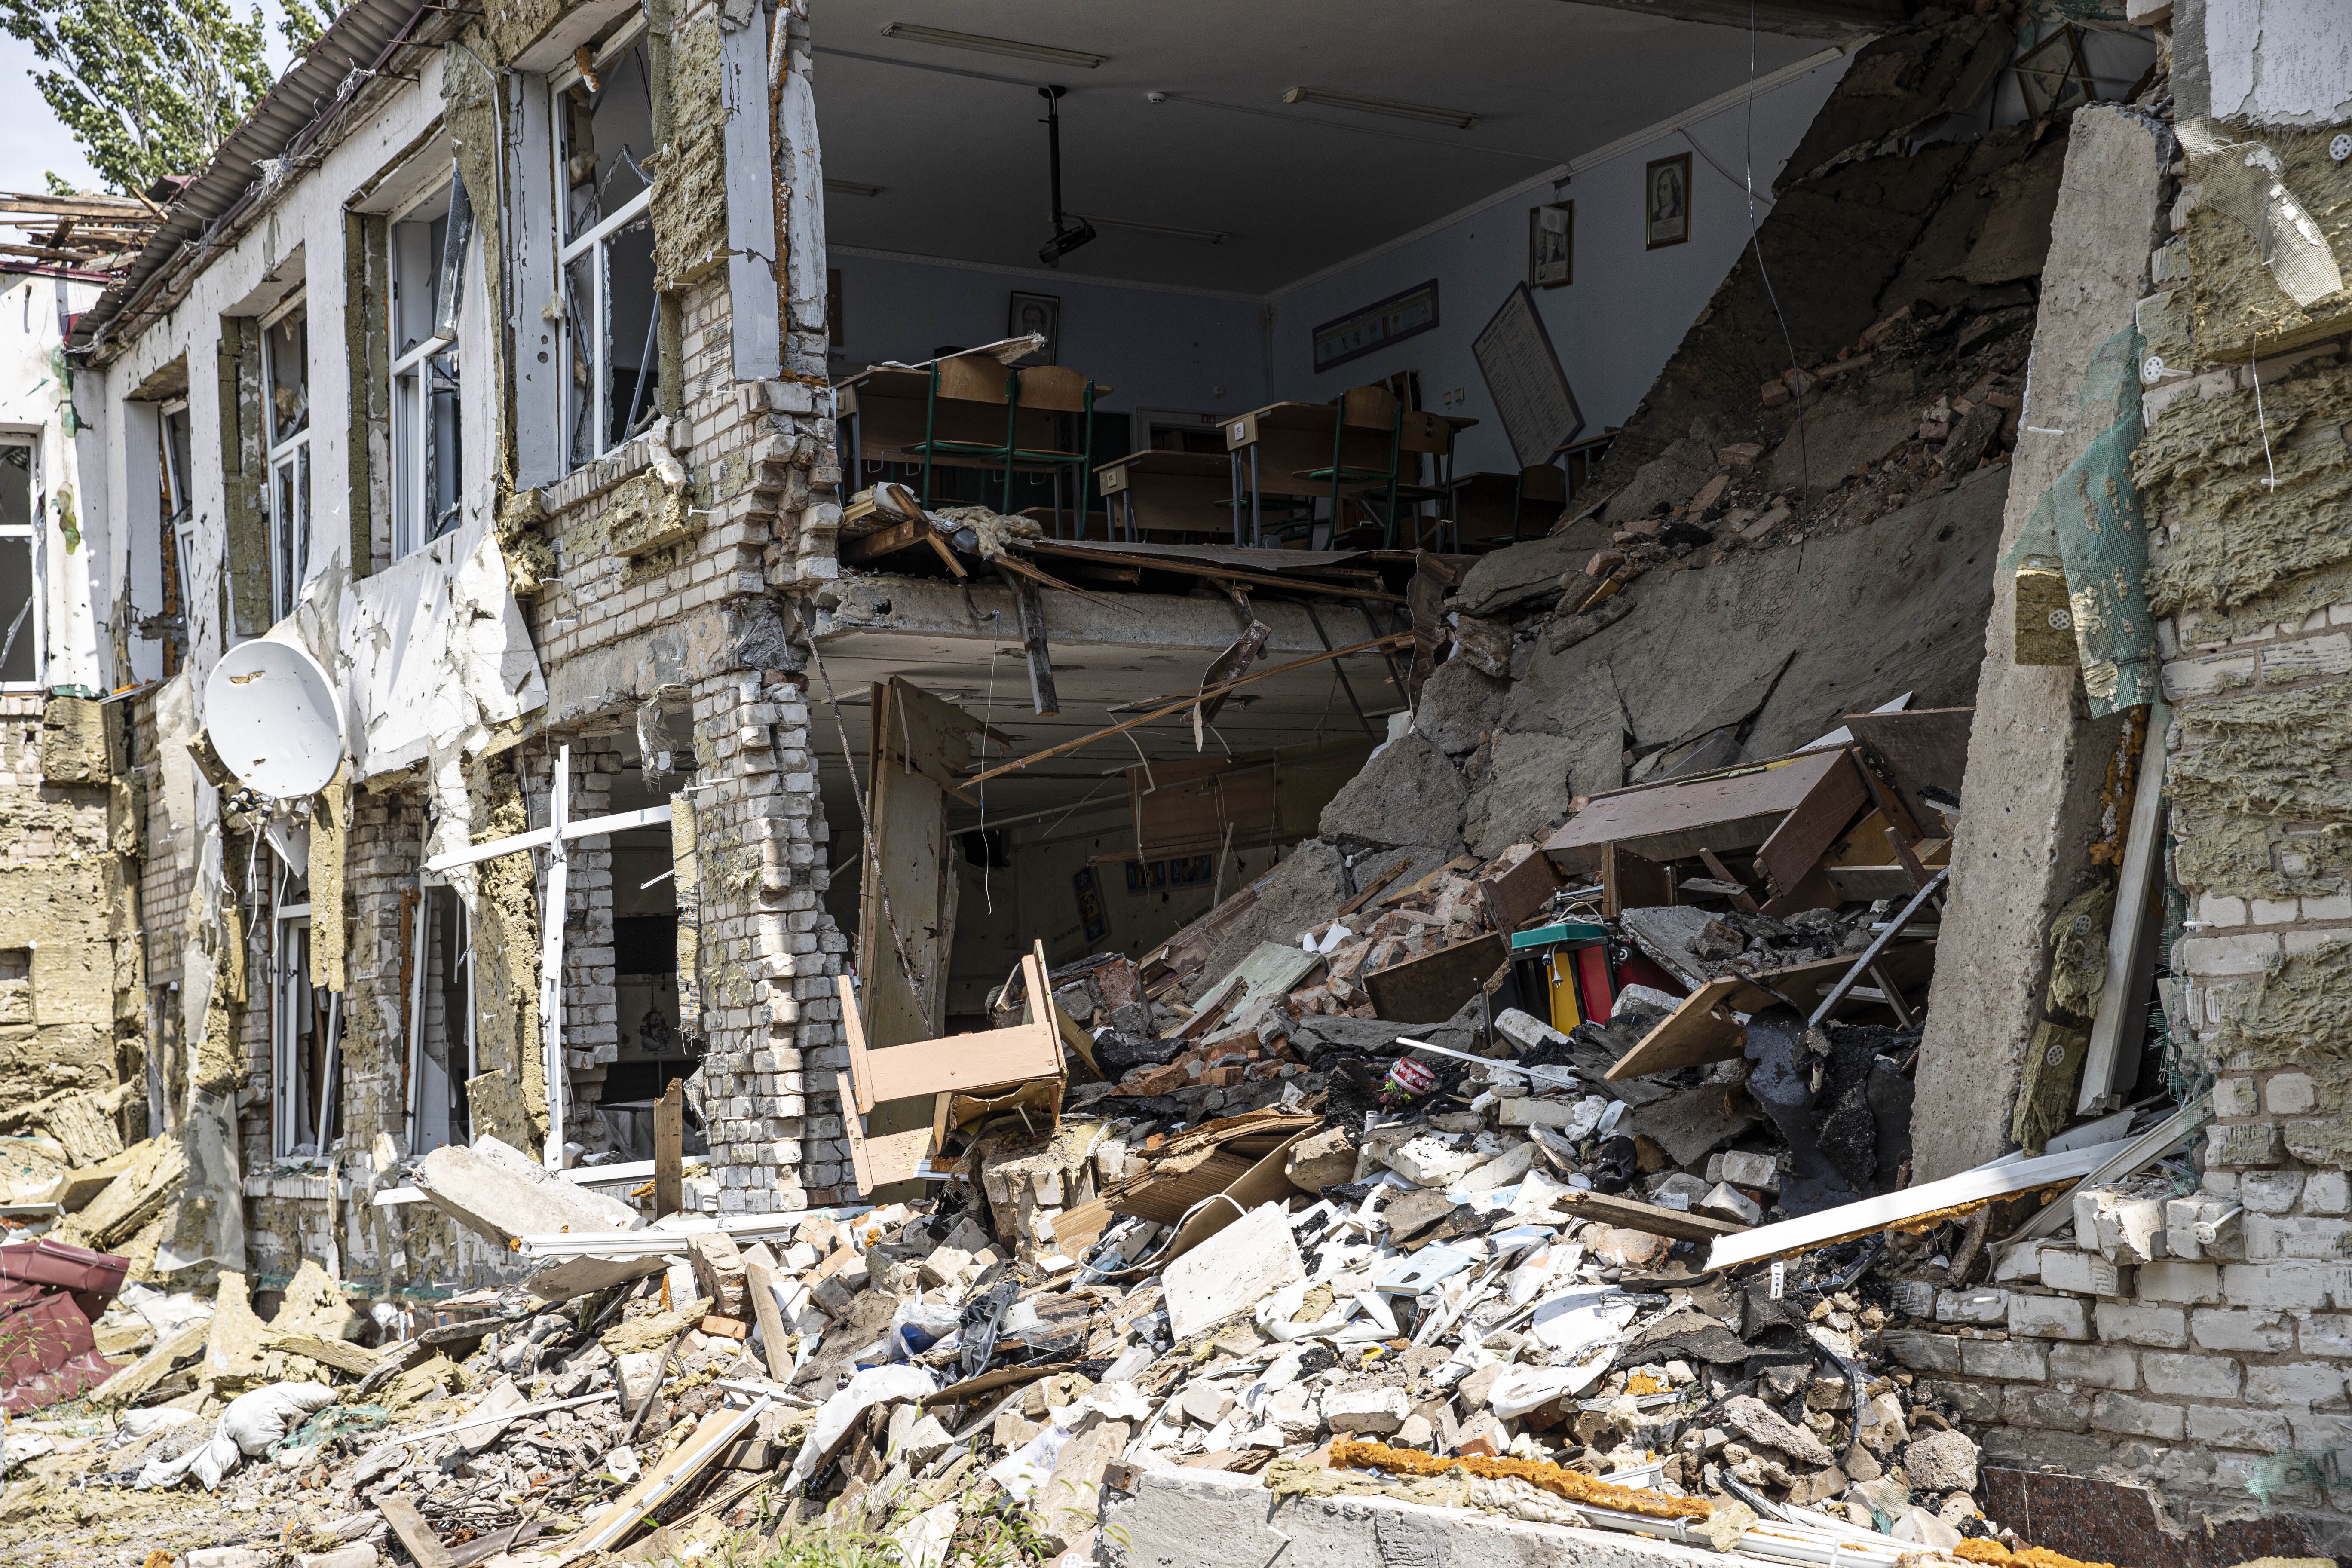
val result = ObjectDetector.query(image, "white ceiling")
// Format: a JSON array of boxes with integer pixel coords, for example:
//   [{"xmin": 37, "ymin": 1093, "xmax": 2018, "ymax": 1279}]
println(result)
[{"xmin": 813, "ymin": 0, "xmax": 1826, "ymax": 295}]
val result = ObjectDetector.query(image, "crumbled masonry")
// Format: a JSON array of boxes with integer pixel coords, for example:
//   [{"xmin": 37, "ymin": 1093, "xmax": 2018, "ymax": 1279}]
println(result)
[{"xmin": 9, "ymin": 2, "xmax": 2352, "ymax": 1566}]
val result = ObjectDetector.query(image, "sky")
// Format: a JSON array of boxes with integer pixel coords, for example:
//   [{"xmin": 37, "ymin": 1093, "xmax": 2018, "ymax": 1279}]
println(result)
[{"xmin": 0, "ymin": 14, "xmax": 300, "ymax": 194}]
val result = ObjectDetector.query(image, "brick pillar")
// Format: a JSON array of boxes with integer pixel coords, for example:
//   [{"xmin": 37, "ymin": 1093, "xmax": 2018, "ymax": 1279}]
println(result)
[{"xmin": 688, "ymin": 671, "xmax": 848, "ymax": 1211}]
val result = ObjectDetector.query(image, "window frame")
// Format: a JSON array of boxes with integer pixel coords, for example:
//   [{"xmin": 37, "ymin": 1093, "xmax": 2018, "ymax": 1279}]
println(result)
[
  {"xmin": 552, "ymin": 28, "xmax": 658, "ymax": 472},
  {"xmin": 0, "ymin": 433, "xmax": 42, "ymax": 692},
  {"xmin": 406, "ymin": 870, "xmax": 478, "ymax": 1154},
  {"xmin": 271, "ymin": 857, "xmax": 341, "ymax": 1159},
  {"xmin": 157, "ymin": 399, "xmax": 193, "ymax": 675},
  {"xmin": 388, "ymin": 179, "xmax": 468, "ymax": 560},
  {"xmin": 260, "ymin": 293, "xmax": 312, "ymax": 621}
]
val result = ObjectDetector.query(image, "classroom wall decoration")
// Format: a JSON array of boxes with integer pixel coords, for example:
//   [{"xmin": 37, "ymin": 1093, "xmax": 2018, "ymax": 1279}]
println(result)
[{"xmin": 1645, "ymin": 152, "xmax": 1691, "ymax": 250}]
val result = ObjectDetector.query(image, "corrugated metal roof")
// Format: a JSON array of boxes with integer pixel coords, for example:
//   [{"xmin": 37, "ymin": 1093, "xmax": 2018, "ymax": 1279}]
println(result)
[{"xmin": 73, "ymin": 0, "xmax": 434, "ymax": 355}]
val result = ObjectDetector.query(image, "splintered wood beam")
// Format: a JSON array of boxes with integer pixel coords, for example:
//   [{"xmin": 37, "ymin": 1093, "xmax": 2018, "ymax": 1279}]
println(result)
[
  {"xmin": 1013, "ymin": 539, "xmax": 1408, "ymax": 604},
  {"xmin": 962, "ymin": 631, "xmax": 1414, "ymax": 788},
  {"xmin": 1001, "ymin": 567, "xmax": 1060, "ymax": 716}
]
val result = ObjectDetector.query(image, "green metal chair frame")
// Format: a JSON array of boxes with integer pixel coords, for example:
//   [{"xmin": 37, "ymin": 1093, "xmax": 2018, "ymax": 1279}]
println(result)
[{"xmin": 908, "ymin": 358, "xmax": 1102, "ymax": 537}]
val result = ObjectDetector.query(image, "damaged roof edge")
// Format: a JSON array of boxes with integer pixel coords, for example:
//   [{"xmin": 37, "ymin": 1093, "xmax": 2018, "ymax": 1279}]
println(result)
[{"xmin": 68, "ymin": 0, "xmax": 436, "ymax": 358}]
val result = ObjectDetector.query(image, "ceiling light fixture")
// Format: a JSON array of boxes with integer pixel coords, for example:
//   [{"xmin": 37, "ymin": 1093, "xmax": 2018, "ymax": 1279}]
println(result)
[
  {"xmin": 1281, "ymin": 86, "xmax": 1479, "ymax": 130},
  {"xmin": 879, "ymin": 22, "xmax": 1106, "ymax": 69},
  {"xmin": 824, "ymin": 178, "xmax": 883, "ymax": 197},
  {"xmin": 1081, "ymin": 215, "xmax": 1227, "ymax": 245}
]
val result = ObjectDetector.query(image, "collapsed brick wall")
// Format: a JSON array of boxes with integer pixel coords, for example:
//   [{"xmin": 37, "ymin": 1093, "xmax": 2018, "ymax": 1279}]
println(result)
[
  {"xmin": 1884, "ymin": 15, "xmax": 2352, "ymax": 1547},
  {"xmin": 0, "ymin": 695, "xmax": 126, "ymax": 1129}
]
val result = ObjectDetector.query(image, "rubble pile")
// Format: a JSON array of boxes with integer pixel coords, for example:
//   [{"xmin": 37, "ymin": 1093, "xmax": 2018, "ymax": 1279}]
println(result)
[{"xmin": 0, "ymin": 956, "xmax": 2190, "ymax": 1568}]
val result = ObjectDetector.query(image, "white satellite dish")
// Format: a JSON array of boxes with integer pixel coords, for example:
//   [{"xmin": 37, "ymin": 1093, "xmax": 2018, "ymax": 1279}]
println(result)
[{"xmin": 203, "ymin": 640, "xmax": 345, "ymax": 798}]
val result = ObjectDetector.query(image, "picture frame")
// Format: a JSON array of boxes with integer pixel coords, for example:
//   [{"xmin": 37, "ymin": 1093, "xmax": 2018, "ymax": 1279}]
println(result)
[
  {"xmin": 1530, "ymin": 201, "xmax": 1574, "ymax": 289},
  {"xmin": 1311, "ymin": 279, "xmax": 1440, "ymax": 374},
  {"xmin": 1645, "ymin": 153, "xmax": 1691, "ymax": 250},
  {"xmin": 1007, "ymin": 291, "xmax": 1060, "ymax": 364},
  {"xmin": 2013, "ymin": 24, "xmax": 2097, "ymax": 121}
]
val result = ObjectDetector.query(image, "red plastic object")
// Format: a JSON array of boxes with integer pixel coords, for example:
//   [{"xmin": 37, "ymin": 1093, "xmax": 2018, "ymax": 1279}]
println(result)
[
  {"xmin": 0, "ymin": 1238, "xmax": 129, "ymax": 1319},
  {"xmin": 1614, "ymin": 952, "xmax": 1687, "ymax": 1002},
  {"xmin": 1573, "ymin": 944, "xmax": 1615, "ymax": 1024}
]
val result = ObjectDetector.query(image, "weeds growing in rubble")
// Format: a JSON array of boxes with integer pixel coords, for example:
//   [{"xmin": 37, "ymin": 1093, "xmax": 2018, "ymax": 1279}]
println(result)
[{"xmin": 715, "ymin": 1517, "xmax": 906, "ymax": 1568}]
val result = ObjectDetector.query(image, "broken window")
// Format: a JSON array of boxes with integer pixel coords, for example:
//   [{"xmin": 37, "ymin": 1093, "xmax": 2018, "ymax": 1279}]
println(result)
[
  {"xmin": 0, "ymin": 438, "xmax": 38, "ymax": 689},
  {"xmin": 273, "ymin": 860, "xmax": 342, "ymax": 1157},
  {"xmin": 262, "ymin": 300, "xmax": 311, "ymax": 619},
  {"xmin": 0, "ymin": 949, "xmax": 28, "ymax": 1026},
  {"xmin": 408, "ymin": 879, "xmax": 474, "ymax": 1153},
  {"xmin": 156, "ymin": 401, "xmax": 192, "ymax": 675},
  {"xmin": 389, "ymin": 175, "xmax": 471, "ymax": 557},
  {"xmin": 555, "ymin": 36, "xmax": 659, "ymax": 468}
]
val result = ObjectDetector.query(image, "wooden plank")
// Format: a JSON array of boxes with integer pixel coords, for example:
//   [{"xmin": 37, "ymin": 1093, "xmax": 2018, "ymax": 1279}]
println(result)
[
  {"xmin": 1844, "ymin": 706, "xmax": 1975, "ymax": 821},
  {"xmin": 1336, "ymin": 861, "xmax": 1405, "ymax": 919},
  {"xmin": 1753, "ymin": 751, "xmax": 1869, "ymax": 900},
  {"xmin": 922, "ymin": 1360, "xmax": 1081, "ymax": 1410},
  {"xmin": 2077, "ymin": 700, "xmax": 2169, "ymax": 1116},
  {"xmin": 654, "ymin": 1078, "xmax": 683, "ymax": 1219},
  {"xmin": 1604, "ymin": 944, "xmax": 1940, "ymax": 1079},
  {"xmin": 1544, "ymin": 750, "xmax": 1848, "ymax": 873},
  {"xmin": 837, "ymin": 1074, "xmax": 936, "ymax": 1195},
  {"xmin": 1548, "ymin": 1186, "xmax": 1747, "ymax": 1243},
  {"xmin": 963, "ymin": 632, "xmax": 1414, "ymax": 789},
  {"xmin": 1601, "ymin": 842, "xmax": 1674, "ymax": 918},
  {"xmin": 380, "ymin": 1495, "xmax": 454, "ymax": 1568},
  {"xmin": 1363, "ymin": 933, "xmax": 1506, "ymax": 1025},
  {"xmin": 1105, "ymin": 1152, "xmax": 1256, "ymax": 1225},
  {"xmin": 739, "ymin": 1252, "xmax": 795, "ymax": 1382},
  {"xmin": 876, "ymin": 677, "xmax": 981, "ymax": 799},
  {"xmin": 839, "ymin": 515, "xmax": 935, "ymax": 565}
]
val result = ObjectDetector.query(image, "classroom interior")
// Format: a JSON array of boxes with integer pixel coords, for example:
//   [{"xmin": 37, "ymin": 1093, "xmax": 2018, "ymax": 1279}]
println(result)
[{"xmin": 804, "ymin": 0, "xmax": 2159, "ymax": 1029}]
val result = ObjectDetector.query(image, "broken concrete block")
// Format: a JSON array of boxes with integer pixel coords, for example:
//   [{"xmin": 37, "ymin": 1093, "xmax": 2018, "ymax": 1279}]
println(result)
[
  {"xmin": 1381, "ymin": 1136, "xmax": 1493, "ymax": 1188},
  {"xmin": 1284, "ymin": 1126, "xmax": 1358, "ymax": 1192},
  {"xmin": 894, "ymin": 1412, "xmax": 955, "ymax": 1467},
  {"xmin": 413, "ymin": 1136, "xmax": 640, "ymax": 1249},
  {"xmin": 1453, "ymin": 1142, "xmax": 1537, "ymax": 1194},
  {"xmin": 1173, "ymin": 1381, "xmax": 1233, "ymax": 1427},
  {"xmin": 687, "ymin": 1231, "xmax": 749, "ymax": 1318},
  {"xmin": 1317, "ymin": 733, "xmax": 1467, "ymax": 858},
  {"xmin": 1323, "ymin": 1386, "xmax": 1410, "ymax": 1435},
  {"xmin": 1494, "ymin": 1008, "xmax": 1569, "ymax": 1054},
  {"xmin": 1162, "ymin": 1202, "xmax": 1304, "ymax": 1341},
  {"xmin": 1901, "ymin": 1427, "xmax": 1980, "ymax": 1492},
  {"xmin": 1497, "ymin": 1096, "xmax": 1592, "ymax": 1132},
  {"xmin": 295, "ymin": 1548, "xmax": 380, "ymax": 1568},
  {"xmin": 1718, "ymin": 1394, "xmax": 1833, "ymax": 1467},
  {"xmin": 1697, "ymin": 1182, "xmax": 1761, "ymax": 1225},
  {"xmin": 1265, "ymin": 1383, "xmax": 1322, "ymax": 1442},
  {"xmin": 617, "ymin": 1351, "xmax": 665, "ymax": 1408},
  {"xmin": 189, "ymin": 1552, "xmax": 271, "ymax": 1568},
  {"xmin": 1716, "ymin": 1150, "xmax": 1780, "ymax": 1192},
  {"xmin": 1891, "ymin": 1508, "xmax": 1962, "ymax": 1553},
  {"xmin": 2074, "ymin": 1188, "xmax": 2167, "ymax": 1263}
]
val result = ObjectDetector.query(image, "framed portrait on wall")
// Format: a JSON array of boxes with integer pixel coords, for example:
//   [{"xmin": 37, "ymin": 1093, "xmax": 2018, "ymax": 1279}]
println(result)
[
  {"xmin": 1008, "ymin": 291, "xmax": 1060, "ymax": 364},
  {"xmin": 1530, "ymin": 201, "xmax": 1574, "ymax": 289},
  {"xmin": 1645, "ymin": 152, "xmax": 1691, "ymax": 250}
]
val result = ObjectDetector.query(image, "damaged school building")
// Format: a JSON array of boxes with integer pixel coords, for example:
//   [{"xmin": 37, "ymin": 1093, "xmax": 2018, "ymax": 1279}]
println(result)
[{"xmin": 6, "ymin": 0, "xmax": 2352, "ymax": 1562}]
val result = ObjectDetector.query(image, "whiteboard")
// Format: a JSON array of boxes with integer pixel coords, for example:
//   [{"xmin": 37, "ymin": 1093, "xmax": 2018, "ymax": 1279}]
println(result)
[{"xmin": 1473, "ymin": 283, "xmax": 1583, "ymax": 469}]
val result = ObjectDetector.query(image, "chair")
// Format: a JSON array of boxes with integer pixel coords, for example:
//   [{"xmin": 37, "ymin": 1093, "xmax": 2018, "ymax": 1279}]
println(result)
[
  {"xmin": 1005, "ymin": 365, "xmax": 1106, "ymax": 538},
  {"xmin": 834, "ymin": 947, "xmax": 1071, "ymax": 1193},
  {"xmin": 1295, "ymin": 387, "xmax": 1458, "ymax": 548},
  {"xmin": 901, "ymin": 355, "xmax": 1108, "ymax": 538}
]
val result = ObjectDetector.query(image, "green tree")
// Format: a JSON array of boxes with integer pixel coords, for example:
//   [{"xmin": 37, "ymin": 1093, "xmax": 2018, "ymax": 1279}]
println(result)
[{"xmin": 1, "ymin": 0, "xmax": 278, "ymax": 193}]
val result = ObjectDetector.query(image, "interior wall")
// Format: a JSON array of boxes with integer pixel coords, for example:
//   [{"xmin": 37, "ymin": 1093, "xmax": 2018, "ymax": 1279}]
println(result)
[
  {"xmin": 1268, "ymin": 54, "xmax": 1849, "ymax": 476},
  {"xmin": 943, "ymin": 803, "xmax": 1292, "ymax": 1021}
]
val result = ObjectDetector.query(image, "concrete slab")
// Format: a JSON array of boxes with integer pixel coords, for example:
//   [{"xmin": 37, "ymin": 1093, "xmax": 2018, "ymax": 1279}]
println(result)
[
  {"xmin": 414, "ymin": 1136, "xmax": 643, "ymax": 1248},
  {"xmin": 1102, "ymin": 1465, "xmax": 1775, "ymax": 1568},
  {"xmin": 1911, "ymin": 107, "xmax": 2168, "ymax": 1181}
]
